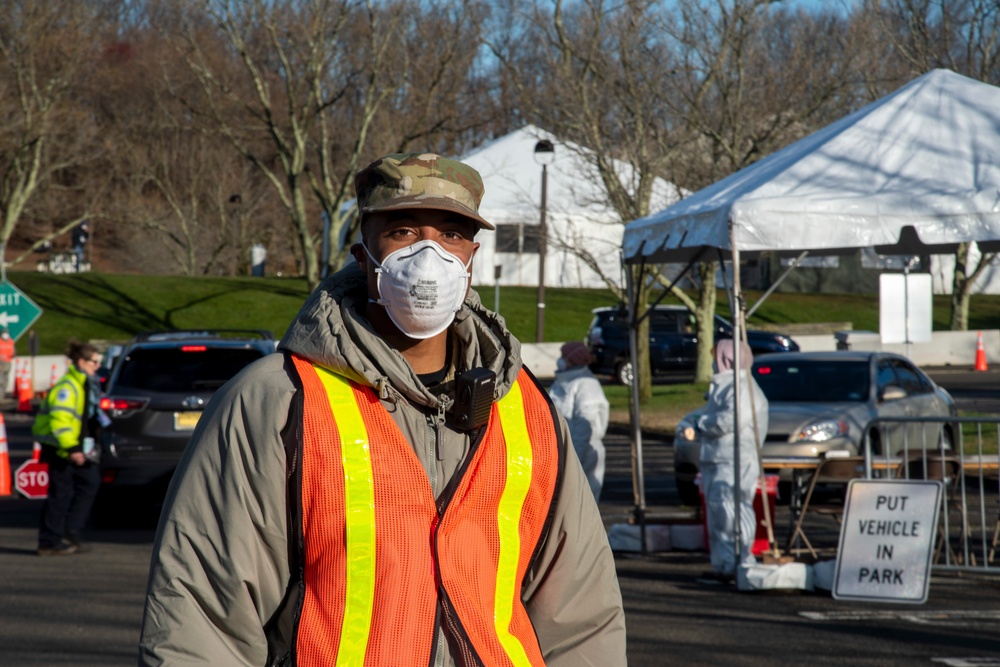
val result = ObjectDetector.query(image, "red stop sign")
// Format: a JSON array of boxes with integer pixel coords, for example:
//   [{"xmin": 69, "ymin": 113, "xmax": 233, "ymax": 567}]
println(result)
[{"xmin": 15, "ymin": 460, "xmax": 49, "ymax": 500}]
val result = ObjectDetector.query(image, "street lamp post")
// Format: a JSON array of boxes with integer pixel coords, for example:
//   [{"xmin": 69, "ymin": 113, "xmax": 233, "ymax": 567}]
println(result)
[{"xmin": 533, "ymin": 139, "xmax": 555, "ymax": 343}]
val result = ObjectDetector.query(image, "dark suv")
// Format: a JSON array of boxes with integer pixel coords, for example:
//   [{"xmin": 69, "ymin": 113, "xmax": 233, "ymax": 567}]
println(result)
[
  {"xmin": 586, "ymin": 305, "xmax": 799, "ymax": 384},
  {"xmin": 94, "ymin": 330, "xmax": 276, "ymax": 521}
]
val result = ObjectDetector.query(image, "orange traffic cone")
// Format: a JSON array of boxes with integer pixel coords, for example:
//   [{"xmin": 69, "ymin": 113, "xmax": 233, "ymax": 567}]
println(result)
[
  {"xmin": 31, "ymin": 441, "xmax": 42, "ymax": 462},
  {"xmin": 49, "ymin": 363, "xmax": 59, "ymax": 388},
  {"xmin": 17, "ymin": 364, "xmax": 32, "ymax": 413},
  {"xmin": 0, "ymin": 415, "xmax": 10, "ymax": 496},
  {"xmin": 975, "ymin": 331, "xmax": 989, "ymax": 372}
]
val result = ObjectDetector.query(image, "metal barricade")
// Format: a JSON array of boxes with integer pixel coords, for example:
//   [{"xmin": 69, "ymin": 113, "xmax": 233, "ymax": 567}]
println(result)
[{"xmin": 862, "ymin": 415, "xmax": 1000, "ymax": 573}]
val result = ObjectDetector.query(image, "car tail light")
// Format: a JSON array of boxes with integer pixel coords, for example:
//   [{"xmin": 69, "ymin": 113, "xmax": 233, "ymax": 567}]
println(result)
[
  {"xmin": 181, "ymin": 345, "xmax": 207, "ymax": 352},
  {"xmin": 101, "ymin": 469, "xmax": 118, "ymax": 485},
  {"xmin": 100, "ymin": 396, "xmax": 149, "ymax": 417},
  {"xmin": 756, "ymin": 366, "xmax": 771, "ymax": 375}
]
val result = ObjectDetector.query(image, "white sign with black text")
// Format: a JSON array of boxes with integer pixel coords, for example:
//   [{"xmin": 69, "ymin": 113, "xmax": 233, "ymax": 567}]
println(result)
[
  {"xmin": 880, "ymin": 273, "xmax": 932, "ymax": 344},
  {"xmin": 833, "ymin": 479, "xmax": 942, "ymax": 604}
]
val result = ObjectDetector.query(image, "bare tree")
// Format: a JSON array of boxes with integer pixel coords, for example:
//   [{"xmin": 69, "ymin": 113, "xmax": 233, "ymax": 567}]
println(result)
[
  {"xmin": 494, "ymin": 0, "xmax": 859, "ymax": 393},
  {"xmin": 320, "ymin": 0, "xmax": 497, "ymax": 271},
  {"xmin": 118, "ymin": 127, "xmax": 251, "ymax": 275},
  {"xmin": 659, "ymin": 0, "xmax": 861, "ymax": 379},
  {"xmin": 489, "ymin": 0, "xmax": 692, "ymax": 400},
  {"xmin": 863, "ymin": 0, "xmax": 1000, "ymax": 330},
  {"xmin": 0, "ymin": 1, "xmax": 114, "ymax": 269},
  {"xmin": 82, "ymin": 24, "xmax": 236, "ymax": 275},
  {"xmin": 365, "ymin": 3, "xmax": 498, "ymax": 156},
  {"xmin": 169, "ymin": 0, "xmax": 404, "ymax": 289}
]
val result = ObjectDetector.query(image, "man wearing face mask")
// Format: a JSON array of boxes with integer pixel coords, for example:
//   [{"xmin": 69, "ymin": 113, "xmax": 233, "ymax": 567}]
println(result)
[{"xmin": 139, "ymin": 153, "xmax": 626, "ymax": 667}]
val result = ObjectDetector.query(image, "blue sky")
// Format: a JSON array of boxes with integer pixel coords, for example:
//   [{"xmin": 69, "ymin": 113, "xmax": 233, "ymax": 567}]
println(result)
[{"xmin": 789, "ymin": 0, "xmax": 858, "ymax": 14}]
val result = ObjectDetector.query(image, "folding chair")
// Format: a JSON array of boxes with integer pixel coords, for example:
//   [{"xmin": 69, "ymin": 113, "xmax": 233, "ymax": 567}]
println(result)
[
  {"xmin": 787, "ymin": 456, "xmax": 867, "ymax": 559},
  {"xmin": 984, "ymin": 471, "xmax": 1000, "ymax": 564},
  {"xmin": 897, "ymin": 452, "xmax": 969, "ymax": 565}
]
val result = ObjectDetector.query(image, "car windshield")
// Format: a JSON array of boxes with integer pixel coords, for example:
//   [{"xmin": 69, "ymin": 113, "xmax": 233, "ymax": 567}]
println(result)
[
  {"xmin": 114, "ymin": 348, "xmax": 263, "ymax": 392},
  {"xmin": 752, "ymin": 359, "xmax": 870, "ymax": 402}
]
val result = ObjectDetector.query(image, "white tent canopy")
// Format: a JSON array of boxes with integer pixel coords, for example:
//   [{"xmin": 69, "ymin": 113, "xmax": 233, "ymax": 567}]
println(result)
[
  {"xmin": 618, "ymin": 69, "xmax": 1000, "ymax": 553},
  {"xmin": 624, "ymin": 69, "xmax": 1000, "ymax": 265},
  {"xmin": 462, "ymin": 125, "xmax": 682, "ymax": 288}
]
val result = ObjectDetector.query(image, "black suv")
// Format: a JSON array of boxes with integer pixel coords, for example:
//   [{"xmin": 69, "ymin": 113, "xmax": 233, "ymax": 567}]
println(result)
[
  {"xmin": 94, "ymin": 330, "xmax": 276, "ymax": 521},
  {"xmin": 586, "ymin": 305, "xmax": 799, "ymax": 384}
]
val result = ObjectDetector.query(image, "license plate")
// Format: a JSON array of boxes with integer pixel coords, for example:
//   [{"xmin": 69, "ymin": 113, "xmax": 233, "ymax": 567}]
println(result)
[{"xmin": 174, "ymin": 411, "xmax": 202, "ymax": 431}]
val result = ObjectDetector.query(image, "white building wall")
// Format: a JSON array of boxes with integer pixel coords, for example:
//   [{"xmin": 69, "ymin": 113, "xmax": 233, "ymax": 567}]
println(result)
[
  {"xmin": 471, "ymin": 215, "xmax": 625, "ymax": 289},
  {"xmin": 464, "ymin": 125, "xmax": 682, "ymax": 289}
]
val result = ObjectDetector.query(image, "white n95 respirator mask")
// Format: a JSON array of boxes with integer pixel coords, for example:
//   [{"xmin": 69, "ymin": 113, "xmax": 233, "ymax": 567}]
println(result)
[{"xmin": 363, "ymin": 240, "xmax": 472, "ymax": 339}]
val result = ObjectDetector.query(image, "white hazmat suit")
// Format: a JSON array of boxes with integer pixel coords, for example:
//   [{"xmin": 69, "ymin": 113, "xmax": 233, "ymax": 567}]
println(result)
[
  {"xmin": 549, "ymin": 343, "xmax": 609, "ymax": 501},
  {"xmin": 697, "ymin": 339, "xmax": 769, "ymax": 577}
]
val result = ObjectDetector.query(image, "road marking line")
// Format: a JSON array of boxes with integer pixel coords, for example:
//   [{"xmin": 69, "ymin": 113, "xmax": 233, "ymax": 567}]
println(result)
[{"xmin": 800, "ymin": 610, "xmax": 1000, "ymax": 623}]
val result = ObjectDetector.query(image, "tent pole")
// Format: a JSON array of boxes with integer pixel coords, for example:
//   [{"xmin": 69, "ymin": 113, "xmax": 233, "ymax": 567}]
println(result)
[
  {"xmin": 717, "ymin": 249, "xmax": 735, "ymax": 319},
  {"xmin": 625, "ymin": 264, "xmax": 647, "ymax": 552},
  {"xmin": 730, "ymin": 233, "xmax": 745, "ymax": 578},
  {"xmin": 740, "ymin": 301, "xmax": 780, "ymax": 559}
]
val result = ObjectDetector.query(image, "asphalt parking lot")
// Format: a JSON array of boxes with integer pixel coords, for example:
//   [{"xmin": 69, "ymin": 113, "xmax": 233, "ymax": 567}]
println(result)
[{"xmin": 1, "ymin": 367, "xmax": 999, "ymax": 666}]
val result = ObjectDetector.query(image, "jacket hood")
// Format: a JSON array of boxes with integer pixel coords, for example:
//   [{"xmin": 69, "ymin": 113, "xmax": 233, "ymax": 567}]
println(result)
[{"xmin": 278, "ymin": 262, "xmax": 522, "ymax": 409}]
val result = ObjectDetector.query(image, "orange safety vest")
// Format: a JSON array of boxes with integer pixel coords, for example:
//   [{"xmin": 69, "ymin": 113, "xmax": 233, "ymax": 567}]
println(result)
[
  {"xmin": 0, "ymin": 337, "xmax": 14, "ymax": 363},
  {"xmin": 289, "ymin": 354, "xmax": 562, "ymax": 667}
]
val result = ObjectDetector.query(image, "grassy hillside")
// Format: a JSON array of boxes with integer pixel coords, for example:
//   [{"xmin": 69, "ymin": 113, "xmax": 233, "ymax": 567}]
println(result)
[
  {"xmin": 8, "ymin": 271, "xmax": 1000, "ymax": 354},
  {"xmin": 9, "ymin": 272, "xmax": 312, "ymax": 354}
]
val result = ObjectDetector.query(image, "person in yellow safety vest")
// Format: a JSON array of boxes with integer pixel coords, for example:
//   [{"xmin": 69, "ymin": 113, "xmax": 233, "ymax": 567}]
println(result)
[
  {"xmin": 0, "ymin": 326, "xmax": 15, "ymax": 397},
  {"xmin": 33, "ymin": 340, "xmax": 103, "ymax": 556},
  {"xmin": 140, "ymin": 154, "xmax": 627, "ymax": 666}
]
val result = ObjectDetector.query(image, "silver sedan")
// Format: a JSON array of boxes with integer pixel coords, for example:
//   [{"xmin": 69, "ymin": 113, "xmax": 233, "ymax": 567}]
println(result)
[{"xmin": 673, "ymin": 351, "xmax": 958, "ymax": 504}]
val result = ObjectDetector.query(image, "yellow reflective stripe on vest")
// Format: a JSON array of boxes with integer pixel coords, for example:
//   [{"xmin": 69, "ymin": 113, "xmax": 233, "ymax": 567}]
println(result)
[
  {"xmin": 314, "ymin": 367, "xmax": 376, "ymax": 665},
  {"xmin": 48, "ymin": 406, "xmax": 83, "ymax": 419},
  {"xmin": 493, "ymin": 379, "xmax": 534, "ymax": 667}
]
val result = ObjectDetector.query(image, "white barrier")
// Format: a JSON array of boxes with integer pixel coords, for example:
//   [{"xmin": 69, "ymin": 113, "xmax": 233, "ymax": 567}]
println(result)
[
  {"xmin": 9, "ymin": 356, "xmax": 70, "ymax": 395},
  {"xmin": 862, "ymin": 415, "xmax": 1000, "ymax": 575},
  {"xmin": 793, "ymin": 329, "xmax": 1000, "ymax": 367},
  {"xmin": 520, "ymin": 343, "xmax": 564, "ymax": 380}
]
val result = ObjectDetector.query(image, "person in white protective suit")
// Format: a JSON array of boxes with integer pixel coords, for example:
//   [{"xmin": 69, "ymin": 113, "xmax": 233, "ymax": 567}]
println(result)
[
  {"xmin": 698, "ymin": 338, "xmax": 769, "ymax": 579},
  {"xmin": 549, "ymin": 341, "xmax": 609, "ymax": 501}
]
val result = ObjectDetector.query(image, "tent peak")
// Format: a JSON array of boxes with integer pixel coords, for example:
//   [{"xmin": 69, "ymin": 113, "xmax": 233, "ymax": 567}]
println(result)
[{"xmin": 624, "ymin": 69, "xmax": 1000, "ymax": 264}]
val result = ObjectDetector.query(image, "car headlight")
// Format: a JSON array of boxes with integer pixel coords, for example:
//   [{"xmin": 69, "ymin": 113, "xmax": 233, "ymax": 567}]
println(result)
[
  {"xmin": 675, "ymin": 419, "xmax": 698, "ymax": 442},
  {"xmin": 793, "ymin": 420, "xmax": 848, "ymax": 443}
]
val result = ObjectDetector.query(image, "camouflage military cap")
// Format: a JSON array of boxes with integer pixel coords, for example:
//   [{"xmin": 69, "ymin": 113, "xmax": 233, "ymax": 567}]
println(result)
[{"xmin": 355, "ymin": 153, "xmax": 494, "ymax": 230}]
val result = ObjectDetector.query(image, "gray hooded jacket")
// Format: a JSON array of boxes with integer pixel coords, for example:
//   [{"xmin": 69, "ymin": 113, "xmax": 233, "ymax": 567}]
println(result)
[{"xmin": 138, "ymin": 263, "xmax": 626, "ymax": 667}]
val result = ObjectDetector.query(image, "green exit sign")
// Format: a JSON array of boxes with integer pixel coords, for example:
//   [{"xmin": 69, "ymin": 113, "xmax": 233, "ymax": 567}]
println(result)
[{"xmin": 0, "ymin": 281, "xmax": 43, "ymax": 341}]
